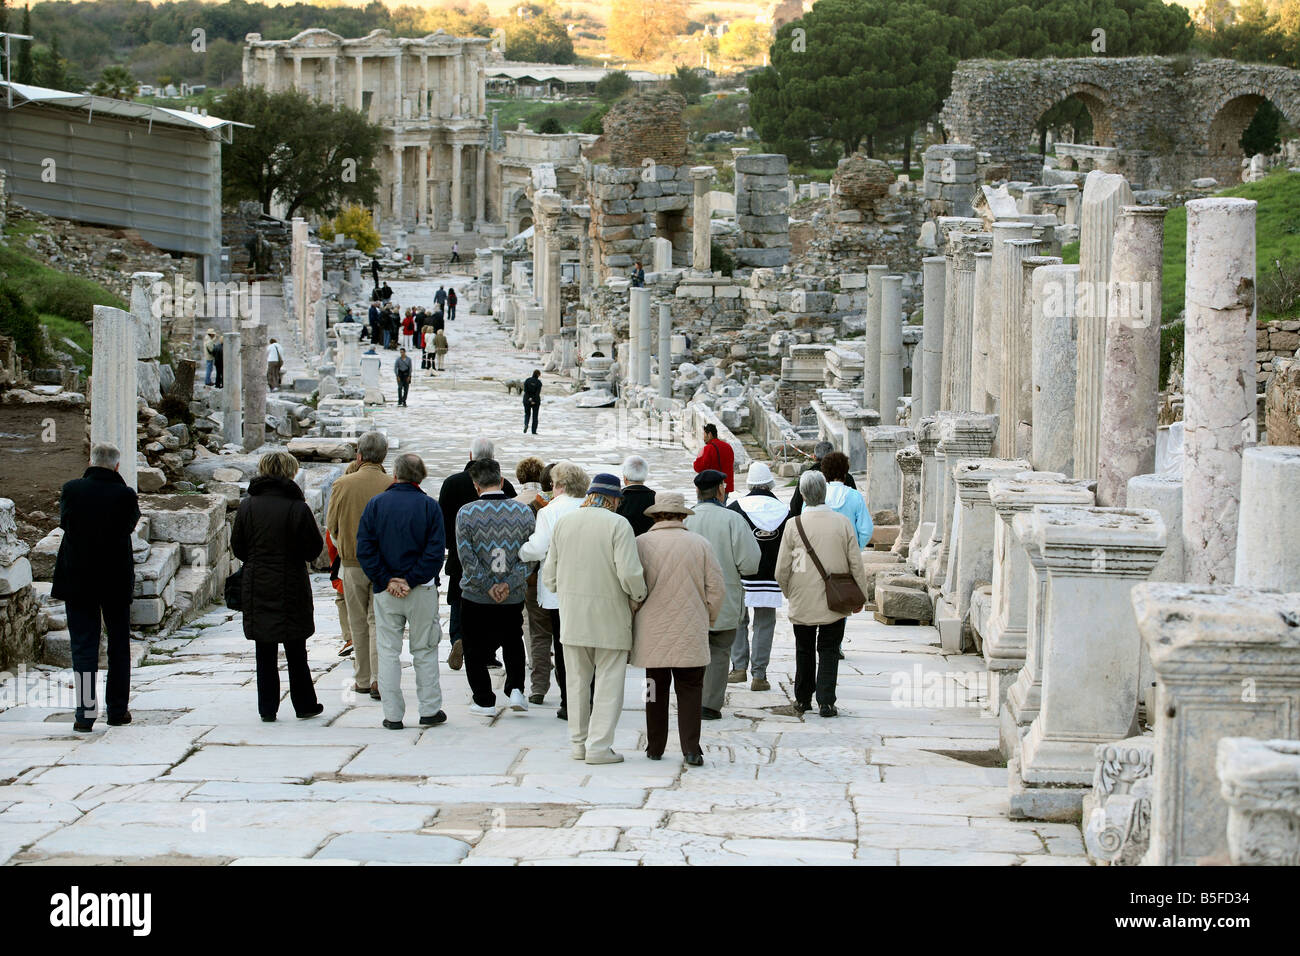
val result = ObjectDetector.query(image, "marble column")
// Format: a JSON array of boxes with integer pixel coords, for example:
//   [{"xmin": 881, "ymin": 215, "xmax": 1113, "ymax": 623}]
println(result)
[
  {"xmin": 891, "ymin": 444, "xmax": 922, "ymax": 558},
  {"xmin": 490, "ymin": 247, "xmax": 505, "ymax": 295},
  {"xmin": 996, "ymin": 233, "xmax": 1041, "ymax": 455},
  {"xmin": 987, "ymin": 473, "xmax": 1095, "ymax": 719},
  {"xmin": 920, "ymin": 256, "xmax": 946, "ymax": 420},
  {"xmin": 293, "ymin": 54, "xmax": 303, "ymax": 92},
  {"xmin": 909, "ymin": 415, "xmax": 944, "ymax": 566},
  {"xmin": 336, "ymin": 324, "xmax": 362, "ymax": 377},
  {"xmin": 1015, "ymin": 506, "xmax": 1166, "ymax": 794},
  {"xmin": 947, "ymin": 234, "xmax": 987, "ymax": 416},
  {"xmin": 1097, "ymin": 206, "xmax": 1168, "ymax": 507},
  {"xmin": 1234, "ymin": 447, "xmax": 1300, "ymax": 591},
  {"xmin": 629, "ymin": 287, "xmax": 649, "ymax": 387},
  {"xmin": 637, "ymin": 293, "xmax": 652, "ymax": 387},
  {"xmin": 241, "ymin": 322, "xmax": 268, "ymax": 452},
  {"xmin": 307, "ymin": 244, "xmax": 325, "ymax": 354},
  {"xmin": 1012, "ymin": 253, "xmax": 1062, "ymax": 461},
  {"xmin": 418, "ymin": 146, "xmax": 430, "ymax": 228},
  {"xmin": 1074, "ymin": 171, "xmax": 1135, "ymax": 481},
  {"xmin": 1183, "ymin": 197, "xmax": 1257, "ymax": 585},
  {"xmin": 1134, "ymin": 584, "xmax": 1300, "ymax": 865},
  {"xmin": 90, "ymin": 305, "xmax": 138, "ymax": 491},
  {"xmin": 658, "ymin": 303, "xmax": 672, "ymax": 399},
  {"xmin": 969, "ymin": 250, "xmax": 993, "ymax": 414},
  {"xmin": 393, "ymin": 50, "xmax": 403, "ymax": 117},
  {"xmin": 1031, "ymin": 264, "xmax": 1081, "ymax": 476},
  {"xmin": 864, "ymin": 264, "xmax": 888, "ymax": 412},
  {"xmin": 221, "ymin": 329, "xmax": 243, "ymax": 448},
  {"xmin": 544, "ymin": 245, "xmax": 562, "ymax": 336},
  {"xmin": 948, "ymin": 458, "xmax": 1031, "ymax": 628},
  {"xmin": 690, "ymin": 166, "xmax": 716, "ymax": 274},
  {"xmin": 988, "ymin": 221, "xmax": 1035, "ymax": 425},
  {"xmin": 130, "ymin": 272, "xmax": 163, "ymax": 361},
  {"xmin": 450, "ymin": 143, "xmax": 465, "ymax": 231},
  {"xmin": 355, "ymin": 56, "xmax": 364, "ymax": 112},
  {"xmin": 329, "ymin": 55, "xmax": 338, "ymax": 105},
  {"xmin": 420, "ymin": 54, "xmax": 428, "ymax": 116},
  {"xmin": 390, "ymin": 145, "xmax": 404, "ymax": 226},
  {"xmin": 878, "ymin": 275, "xmax": 904, "ymax": 426},
  {"xmin": 925, "ymin": 413, "xmax": 998, "ymax": 589},
  {"xmin": 475, "ymin": 145, "xmax": 487, "ymax": 226},
  {"xmin": 579, "ymin": 232, "xmax": 592, "ymax": 297}
]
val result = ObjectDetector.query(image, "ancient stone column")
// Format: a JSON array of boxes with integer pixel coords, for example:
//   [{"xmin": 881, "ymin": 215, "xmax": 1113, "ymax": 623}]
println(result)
[
  {"xmin": 969, "ymin": 250, "xmax": 993, "ymax": 414},
  {"xmin": 997, "ymin": 236, "xmax": 1042, "ymax": 456},
  {"xmin": 935, "ymin": 217, "xmax": 981, "ymax": 411},
  {"xmin": 892, "ymin": 444, "xmax": 922, "ymax": 558},
  {"xmin": 637, "ymin": 293, "xmax": 652, "ymax": 387},
  {"xmin": 690, "ymin": 166, "xmax": 716, "ymax": 274},
  {"xmin": 878, "ymin": 275, "xmax": 904, "ymax": 426},
  {"xmin": 91, "ymin": 305, "xmax": 138, "ymax": 491},
  {"xmin": 1031, "ymin": 264, "xmax": 1081, "ymax": 477},
  {"xmin": 909, "ymin": 415, "xmax": 944, "ymax": 566},
  {"xmin": 629, "ymin": 287, "xmax": 651, "ymax": 388},
  {"xmin": 1134, "ymin": 584, "xmax": 1300, "ymax": 865},
  {"xmin": 1097, "ymin": 206, "xmax": 1168, "ymax": 507},
  {"xmin": 450, "ymin": 143, "xmax": 465, "ymax": 231},
  {"xmin": 391, "ymin": 145, "xmax": 404, "ymax": 227},
  {"xmin": 578, "ymin": 232, "xmax": 592, "ymax": 297},
  {"xmin": 1014, "ymin": 506, "xmax": 1166, "ymax": 810},
  {"xmin": 986, "ymin": 473, "xmax": 1095, "ymax": 717},
  {"xmin": 544, "ymin": 245, "xmax": 562, "ymax": 336},
  {"xmin": 988, "ymin": 221, "xmax": 1035, "ymax": 425},
  {"xmin": 1234, "ymin": 447, "xmax": 1300, "ymax": 591},
  {"xmin": 490, "ymin": 247, "xmax": 505, "ymax": 294},
  {"xmin": 130, "ymin": 272, "xmax": 164, "ymax": 361},
  {"xmin": 241, "ymin": 321, "xmax": 268, "ymax": 452},
  {"xmin": 920, "ymin": 256, "xmax": 946, "ymax": 420},
  {"xmin": 221, "ymin": 329, "xmax": 243, "ymax": 447},
  {"xmin": 336, "ymin": 323, "xmax": 362, "ymax": 377},
  {"xmin": 1073, "ymin": 171, "xmax": 1135, "ymax": 481},
  {"xmin": 945, "ymin": 458, "xmax": 1030, "ymax": 639},
  {"xmin": 947, "ymin": 234, "xmax": 987, "ymax": 416},
  {"xmin": 925, "ymin": 413, "xmax": 998, "ymax": 590},
  {"xmin": 1183, "ymin": 197, "xmax": 1257, "ymax": 585},
  {"xmin": 658, "ymin": 303, "xmax": 673, "ymax": 399},
  {"xmin": 475, "ymin": 145, "xmax": 487, "ymax": 226},
  {"xmin": 863, "ymin": 264, "xmax": 888, "ymax": 412}
]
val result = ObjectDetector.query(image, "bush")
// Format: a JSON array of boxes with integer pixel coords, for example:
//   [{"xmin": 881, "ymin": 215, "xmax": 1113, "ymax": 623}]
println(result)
[
  {"xmin": 711, "ymin": 241, "xmax": 735, "ymax": 277},
  {"xmin": 26, "ymin": 275, "xmax": 111, "ymax": 323},
  {"xmin": 579, "ymin": 104, "xmax": 609, "ymax": 135},
  {"xmin": 537, "ymin": 117, "xmax": 564, "ymax": 134},
  {"xmin": 1258, "ymin": 256, "xmax": 1300, "ymax": 318},
  {"xmin": 1160, "ymin": 320, "xmax": 1184, "ymax": 389},
  {"xmin": 670, "ymin": 66, "xmax": 710, "ymax": 105},
  {"xmin": 0, "ymin": 282, "xmax": 47, "ymax": 367},
  {"xmin": 594, "ymin": 71, "xmax": 632, "ymax": 103},
  {"xmin": 322, "ymin": 204, "xmax": 381, "ymax": 255}
]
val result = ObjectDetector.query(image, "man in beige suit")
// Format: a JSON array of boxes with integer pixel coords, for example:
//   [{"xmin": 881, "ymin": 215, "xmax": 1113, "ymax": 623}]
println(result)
[
  {"xmin": 542, "ymin": 473, "xmax": 646, "ymax": 765},
  {"xmin": 326, "ymin": 431, "xmax": 393, "ymax": 700}
]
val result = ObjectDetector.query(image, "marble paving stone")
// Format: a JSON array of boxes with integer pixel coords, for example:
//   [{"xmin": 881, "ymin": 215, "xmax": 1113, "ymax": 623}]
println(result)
[
  {"xmin": 314, "ymin": 832, "xmax": 470, "ymax": 864},
  {"xmin": 341, "ymin": 744, "xmax": 520, "ymax": 777},
  {"xmin": 165, "ymin": 745, "xmax": 358, "ymax": 782},
  {"xmin": 667, "ymin": 805, "xmax": 857, "ymax": 841},
  {"xmin": 56, "ymin": 726, "xmax": 211, "ymax": 766},
  {"xmin": 0, "ymin": 822, "xmax": 61, "ymax": 864},
  {"xmin": 576, "ymin": 808, "xmax": 666, "ymax": 828},
  {"xmin": 473, "ymin": 826, "xmax": 620, "ymax": 859},
  {"xmin": 857, "ymin": 822, "xmax": 1043, "ymax": 853}
]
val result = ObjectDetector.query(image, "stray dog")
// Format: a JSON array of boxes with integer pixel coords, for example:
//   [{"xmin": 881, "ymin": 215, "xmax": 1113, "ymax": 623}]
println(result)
[{"xmin": 504, "ymin": 379, "xmax": 524, "ymax": 395}]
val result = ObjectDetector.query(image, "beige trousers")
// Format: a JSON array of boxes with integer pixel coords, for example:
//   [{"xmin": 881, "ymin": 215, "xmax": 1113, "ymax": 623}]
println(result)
[
  {"xmin": 564, "ymin": 645, "xmax": 628, "ymax": 756},
  {"xmin": 342, "ymin": 564, "xmax": 380, "ymax": 687}
]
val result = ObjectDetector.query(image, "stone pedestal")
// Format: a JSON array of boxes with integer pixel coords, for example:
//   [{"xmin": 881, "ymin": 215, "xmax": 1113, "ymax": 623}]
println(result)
[
  {"xmin": 1183, "ymin": 197, "xmax": 1257, "ymax": 585},
  {"xmin": 1011, "ymin": 506, "xmax": 1166, "ymax": 819},
  {"xmin": 909, "ymin": 415, "xmax": 944, "ymax": 566},
  {"xmin": 864, "ymin": 425, "xmax": 912, "ymax": 517},
  {"xmin": 988, "ymin": 222, "xmax": 1034, "ymax": 423},
  {"xmin": 1074, "ymin": 171, "xmax": 1134, "ymax": 481},
  {"xmin": 337, "ymin": 324, "xmax": 362, "ymax": 378},
  {"xmin": 1134, "ymin": 584, "xmax": 1300, "ymax": 865},
  {"xmin": 892, "ymin": 444, "xmax": 922, "ymax": 558},
  {"xmin": 925, "ymin": 413, "xmax": 998, "ymax": 590},
  {"xmin": 863, "ymin": 264, "xmax": 888, "ymax": 412},
  {"xmin": 1217, "ymin": 736, "xmax": 1300, "ymax": 866},
  {"xmin": 879, "ymin": 275, "xmax": 904, "ymax": 426},
  {"xmin": 91, "ymin": 305, "xmax": 138, "ymax": 491},
  {"xmin": 652, "ymin": 236, "xmax": 673, "ymax": 273},
  {"xmin": 969, "ymin": 251, "xmax": 993, "ymax": 414},
  {"xmin": 360, "ymin": 354, "xmax": 382, "ymax": 388},
  {"xmin": 241, "ymin": 322, "xmax": 268, "ymax": 452},
  {"xmin": 1234, "ymin": 446, "xmax": 1300, "ymax": 591},
  {"xmin": 919, "ymin": 256, "xmax": 946, "ymax": 420},
  {"xmin": 221, "ymin": 330, "xmax": 243, "ymax": 447},
  {"xmin": 1031, "ymin": 264, "xmax": 1081, "ymax": 476},
  {"xmin": 1097, "ymin": 206, "xmax": 1168, "ymax": 506}
]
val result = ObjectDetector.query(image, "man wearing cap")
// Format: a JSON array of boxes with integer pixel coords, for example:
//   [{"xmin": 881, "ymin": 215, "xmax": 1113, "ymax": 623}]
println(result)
[
  {"xmin": 685, "ymin": 469, "xmax": 760, "ymax": 720},
  {"xmin": 542, "ymin": 473, "xmax": 647, "ymax": 764},
  {"xmin": 726, "ymin": 461, "xmax": 790, "ymax": 692},
  {"xmin": 693, "ymin": 423, "xmax": 735, "ymax": 494}
]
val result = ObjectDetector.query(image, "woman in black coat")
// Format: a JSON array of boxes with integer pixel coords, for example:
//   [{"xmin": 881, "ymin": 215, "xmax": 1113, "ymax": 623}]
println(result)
[{"xmin": 231, "ymin": 451, "xmax": 325, "ymax": 721}]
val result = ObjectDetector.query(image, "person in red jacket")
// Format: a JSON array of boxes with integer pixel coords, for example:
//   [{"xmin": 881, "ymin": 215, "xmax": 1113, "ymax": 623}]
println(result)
[{"xmin": 693, "ymin": 423, "xmax": 735, "ymax": 494}]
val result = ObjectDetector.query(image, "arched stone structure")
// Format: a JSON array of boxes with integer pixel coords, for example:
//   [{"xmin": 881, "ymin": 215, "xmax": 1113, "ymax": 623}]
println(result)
[{"xmin": 941, "ymin": 57, "xmax": 1300, "ymax": 188}]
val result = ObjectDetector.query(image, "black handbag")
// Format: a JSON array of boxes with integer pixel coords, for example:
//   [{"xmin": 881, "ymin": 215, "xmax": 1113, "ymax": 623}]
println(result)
[
  {"xmin": 224, "ymin": 566, "xmax": 243, "ymax": 611},
  {"xmin": 794, "ymin": 516, "xmax": 865, "ymax": 616}
]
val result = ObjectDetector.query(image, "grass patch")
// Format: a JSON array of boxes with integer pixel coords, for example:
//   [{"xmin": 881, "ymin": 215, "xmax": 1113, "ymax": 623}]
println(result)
[
  {"xmin": 487, "ymin": 97, "xmax": 599, "ymax": 134},
  {"xmin": 40, "ymin": 314, "xmax": 93, "ymax": 370}
]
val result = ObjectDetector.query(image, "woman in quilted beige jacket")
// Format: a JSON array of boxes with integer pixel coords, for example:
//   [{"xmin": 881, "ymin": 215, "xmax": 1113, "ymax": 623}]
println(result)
[{"xmin": 630, "ymin": 492, "xmax": 725, "ymax": 765}]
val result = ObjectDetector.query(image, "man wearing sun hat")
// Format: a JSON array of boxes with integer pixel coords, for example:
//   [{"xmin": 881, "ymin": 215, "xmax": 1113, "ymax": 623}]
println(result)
[
  {"xmin": 727, "ymin": 461, "xmax": 790, "ymax": 692},
  {"xmin": 542, "ymin": 472, "xmax": 647, "ymax": 765}
]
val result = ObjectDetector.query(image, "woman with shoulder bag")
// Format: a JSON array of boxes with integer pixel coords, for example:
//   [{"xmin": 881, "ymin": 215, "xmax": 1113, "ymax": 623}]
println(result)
[
  {"xmin": 231, "ymin": 451, "xmax": 326, "ymax": 722},
  {"xmin": 774, "ymin": 470, "xmax": 870, "ymax": 718}
]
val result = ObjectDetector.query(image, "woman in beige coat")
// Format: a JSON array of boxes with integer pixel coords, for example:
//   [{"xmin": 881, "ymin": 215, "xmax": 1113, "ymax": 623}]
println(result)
[
  {"xmin": 631, "ymin": 492, "xmax": 725, "ymax": 766},
  {"xmin": 775, "ymin": 470, "xmax": 870, "ymax": 718}
]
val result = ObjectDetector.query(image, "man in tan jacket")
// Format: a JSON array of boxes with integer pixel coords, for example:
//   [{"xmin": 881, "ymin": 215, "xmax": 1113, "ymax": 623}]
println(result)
[
  {"xmin": 542, "ymin": 473, "xmax": 646, "ymax": 765},
  {"xmin": 326, "ymin": 431, "xmax": 393, "ymax": 699}
]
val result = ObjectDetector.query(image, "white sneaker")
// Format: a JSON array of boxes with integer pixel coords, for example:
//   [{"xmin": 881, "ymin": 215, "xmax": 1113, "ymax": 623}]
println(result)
[
  {"xmin": 468, "ymin": 702, "xmax": 499, "ymax": 717},
  {"xmin": 508, "ymin": 689, "xmax": 528, "ymax": 712}
]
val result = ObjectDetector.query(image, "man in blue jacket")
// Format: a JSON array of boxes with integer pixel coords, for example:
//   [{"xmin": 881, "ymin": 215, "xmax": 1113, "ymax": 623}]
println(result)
[{"xmin": 356, "ymin": 452, "xmax": 447, "ymax": 730}]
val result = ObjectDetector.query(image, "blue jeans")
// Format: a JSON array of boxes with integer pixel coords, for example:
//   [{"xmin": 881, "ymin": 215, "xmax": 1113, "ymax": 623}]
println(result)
[{"xmin": 205, "ymin": 359, "xmax": 214, "ymax": 385}]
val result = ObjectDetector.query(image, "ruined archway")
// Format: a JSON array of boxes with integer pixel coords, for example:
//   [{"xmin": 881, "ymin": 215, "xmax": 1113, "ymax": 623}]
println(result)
[
  {"xmin": 1034, "ymin": 86, "xmax": 1114, "ymax": 158},
  {"xmin": 1205, "ymin": 83, "xmax": 1300, "ymax": 184}
]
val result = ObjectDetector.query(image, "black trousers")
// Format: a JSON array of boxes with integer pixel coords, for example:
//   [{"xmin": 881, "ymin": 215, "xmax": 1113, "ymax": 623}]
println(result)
[
  {"xmin": 65, "ymin": 598, "xmax": 132, "ymax": 724},
  {"xmin": 461, "ymin": 599, "xmax": 527, "ymax": 706},
  {"xmin": 524, "ymin": 403, "xmax": 539, "ymax": 433},
  {"xmin": 547, "ymin": 609, "xmax": 568, "ymax": 708},
  {"xmin": 793, "ymin": 618, "xmax": 846, "ymax": 708},
  {"xmin": 644, "ymin": 666, "xmax": 705, "ymax": 758},
  {"xmin": 255, "ymin": 639, "xmax": 318, "ymax": 718},
  {"xmin": 396, "ymin": 376, "xmax": 410, "ymax": 405}
]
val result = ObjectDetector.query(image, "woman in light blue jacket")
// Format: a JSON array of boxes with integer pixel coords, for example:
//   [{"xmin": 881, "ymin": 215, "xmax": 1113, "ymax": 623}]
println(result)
[{"xmin": 821, "ymin": 452, "xmax": 873, "ymax": 548}]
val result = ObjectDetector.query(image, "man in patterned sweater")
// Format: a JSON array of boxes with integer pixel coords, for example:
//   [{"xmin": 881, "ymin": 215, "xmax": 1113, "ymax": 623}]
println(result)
[{"xmin": 456, "ymin": 457, "xmax": 537, "ymax": 716}]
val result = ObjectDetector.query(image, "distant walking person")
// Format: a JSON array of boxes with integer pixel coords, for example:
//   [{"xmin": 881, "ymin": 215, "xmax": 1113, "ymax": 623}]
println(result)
[
  {"xmin": 450, "ymin": 241, "xmax": 461, "ymax": 265},
  {"xmin": 456, "ymin": 457, "xmax": 536, "ymax": 716},
  {"xmin": 356, "ymin": 453, "xmax": 447, "ymax": 730},
  {"xmin": 212, "ymin": 336, "xmax": 224, "ymax": 388},
  {"xmin": 433, "ymin": 328, "xmax": 449, "ymax": 371},
  {"xmin": 435, "ymin": 285, "xmax": 448, "ymax": 314},
  {"xmin": 693, "ymin": 423, "xmax": 735, "ymax": 494},
  {"xmin": 395, "ymin": 348, "xmax": 413, "ymax": 407},
  {"xmin": 53, "ymin": 442, "xmax": 141, "ymax": 732},
  {"xmin": 447, "ymin": 287, "xmax": 458, "ymax": 321},
  {"xmin": 231, "ymin": 451, "xmax": 325, "ymax": 722},
  {"xmin": 523, "ymin": 369, "xmax": 542, "ymax": 434},
  {"xmin": 543, "ymin": 474, "xmax": 647, "ymax": 764},
  {"xmin": 266, "ymin": 337, "xmax": 284, "ymax": 391},
  {"xmin": 371, "ymin": 256, "xmax": 381, "ymax": 293},
  {"xmin": 821, "ymin": 451, "xmax": 874, "ymax": 548},
  {"xmin": 204, "ymin": 328, "xmax": 219, "ymax": 385}
]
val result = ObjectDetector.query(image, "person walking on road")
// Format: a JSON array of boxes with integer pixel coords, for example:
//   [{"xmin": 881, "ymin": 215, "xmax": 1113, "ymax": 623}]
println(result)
[
  {"xmin": 821, "ymin": 451, "xmax": 874, "ymax": 548},
  {"xmin": 231, "ymin": 451, "xmax": 325, "ymax": 722},
  {"xmin": 523, "ymin": 369, "xmax": 542, "ymax": 434},
  {"xmin": 53, "ymin": 442, "xmax": 141, "ymax": 732},
  {"xmin": 447, "ymin": 287, "xmax": 458, "ymax": 321},
  {"xmin": 542, "ymin": 474, "xmax": 647, "ymax": 765},
  {"xmin": 616, "ymin": 455, "xmax": 656, "ymax": 537},
  {"xmin": 355, "ymin": 453, "xmax": 448, "ymax": 730},
  {"xmin": 632, "ymin": 491, "xmax": 724, "ymax": 767},
  {"xmin": 204, "ymin": 329, "xmax": 219, "ymax": 385},
  {"xmin": 450, "ymin": 241, "xmax": 461, "ymax": 265},
  {"xmin": 727, "ymin": 462, "xmax": 790, "ymax": 692},
  {"xmin": 433, "ymin": 328, "xmax": 449, "ymax": 371},
  {"xmin": 693, "ymin": 423, "xmax": 735, "ymax": 494},
  {"xmin": 394, "ymin": 348, "xmax": 413, "ymax": 407},
  {"xmin": 266, "ymin": 337, "xmax": 285, "ymax": 391}
]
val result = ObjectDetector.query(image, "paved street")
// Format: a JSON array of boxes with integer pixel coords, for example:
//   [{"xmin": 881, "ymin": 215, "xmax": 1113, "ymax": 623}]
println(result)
[{"xmin": 0, "ymin": 277, "xmax": 1089, "ymax": 865}]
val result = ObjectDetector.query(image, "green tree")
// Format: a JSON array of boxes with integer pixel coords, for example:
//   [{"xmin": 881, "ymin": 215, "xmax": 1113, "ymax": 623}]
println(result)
[
  {"xmin": 91, "ymin": 65, "xmax": 136, "ymax": 100},
  {"xmin": 16, "ymin": 4, "xmax": 32, "ymax": 84},
  {"xmin": 669, "ymin": 65, "xmax": 709, "ymax": 104},
  {"xmin": 1241, "ymin": 99, "xmax": 1283, "ymax": 154},
  {"xmin": 503, "ymin": 9, "xmax": 576, "ymax": 64},
  {"xmin": 219, "ymin": 86, "xmax": 384, "ymax": 218},
  {"xmin": 537, "ymin": 116, "xmax": 564, "ymax": 133},
  {"xmin": 594, "ymin": 69, "xmax": 633, "ymax": 102}
]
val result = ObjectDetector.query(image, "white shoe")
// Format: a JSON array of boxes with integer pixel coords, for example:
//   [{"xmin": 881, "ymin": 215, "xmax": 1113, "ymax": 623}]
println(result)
[
  {"xmin": 508, "ymin": 689, "xmax": 528, "ymax": 712},
  {"xmin": 468, "ymin": 702, "xmax": 499, "ymax": 717}
]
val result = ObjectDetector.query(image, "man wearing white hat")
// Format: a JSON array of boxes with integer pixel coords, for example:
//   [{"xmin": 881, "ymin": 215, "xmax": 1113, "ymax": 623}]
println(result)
[{"xmin": 726, "ymin": 461, "xmax": 790, "ymax": 692}]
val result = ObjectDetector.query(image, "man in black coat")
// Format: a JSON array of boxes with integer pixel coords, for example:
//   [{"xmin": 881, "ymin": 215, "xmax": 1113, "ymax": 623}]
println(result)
[
  {"xmin": 52, "ymin": 443, "xmax": 141, "ymax": 732},
  {"xmin": 788, "ymin": 440, "xmax": 856, "ymax": 516},
  {"xmin": 522, "ymin": 369, "xmax": 542, "ymax": 434},
  {"xmin": 438, "ymin": 437, "xmax": 516, "ymax": 670},
  {"xmin": 616, "ymin": 454, "xmax": 655, "ymax": 537}
]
